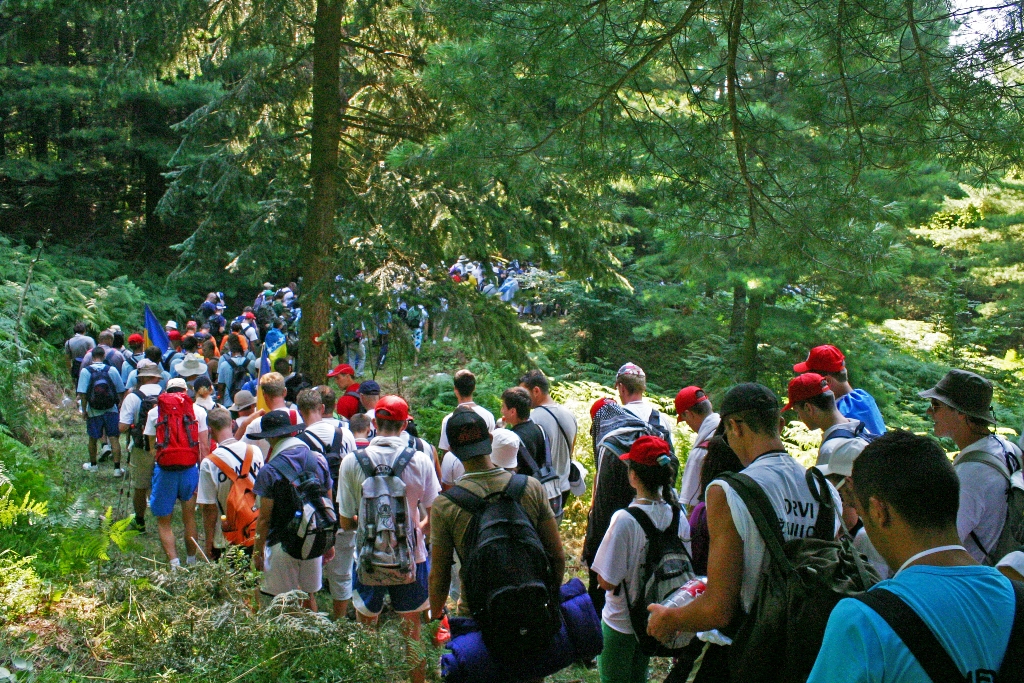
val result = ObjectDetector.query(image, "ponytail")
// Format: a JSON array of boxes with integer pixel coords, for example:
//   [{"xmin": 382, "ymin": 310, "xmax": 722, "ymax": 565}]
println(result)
[{"xmin": 628, "ymin": 458, "xmax": 676, "ymax": 503}]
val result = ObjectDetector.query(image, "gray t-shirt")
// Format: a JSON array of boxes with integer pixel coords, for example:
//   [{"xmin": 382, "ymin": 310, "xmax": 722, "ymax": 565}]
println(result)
[
  {"xmin": 531, "ymin": 403, "xmax": 578, "ymax": 494},
  {"xmin": 64, "ymin": 334, "xmax": 95, "ymax": 361}
]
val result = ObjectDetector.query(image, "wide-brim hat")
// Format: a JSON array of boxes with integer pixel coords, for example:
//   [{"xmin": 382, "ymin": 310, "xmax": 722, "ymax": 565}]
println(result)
[
  {"xmin": 231, "ymin": 390, "xmax": 257, "ymax": 411},
  {"xmin": 137, "ymin": 360, "xmax": 162, "ymax": 378},
  {"xmin": 250, "ymin": 410, "xmax": 306, "ymax": 439},
  {"xmin": 177, "ymin": 354, "xmax": 207, "ymax": 378},
  {"xmin": 918, "ymin": 369, "xmax": 995, "ymax": 424}
]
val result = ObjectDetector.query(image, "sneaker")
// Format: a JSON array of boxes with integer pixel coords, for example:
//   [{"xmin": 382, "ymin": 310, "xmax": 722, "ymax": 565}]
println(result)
[
  {"xmin": 98, "ymin": 444, "xmax": 112, "ymax": 462},
  {"xmin": 82, "ymin": 462, "xmax": 98, "ymax": 472},
  {"xmin": 113, "ymin": 468, "xmax": 125, "ymax": 477}
]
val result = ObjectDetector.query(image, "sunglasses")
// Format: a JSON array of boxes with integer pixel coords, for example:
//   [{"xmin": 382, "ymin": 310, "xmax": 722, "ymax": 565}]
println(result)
[{"xmin": 929, "ymin": 399, "xmax": 948, "ymax": 411}]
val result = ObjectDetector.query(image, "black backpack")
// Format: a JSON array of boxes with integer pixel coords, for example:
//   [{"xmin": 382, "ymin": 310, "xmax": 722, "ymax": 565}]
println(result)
[
  {"xmin": 716, "ymin": 468, "xmax": 879, "ymax": 683},
  {"xmin": 85, "ymin": 365, "xmax": 118, "ymax": 411},
  {"xmin": 161, "ymin": 349, "xmax": 178, "ymax": 372},
  {"xmin": 625, "ymin": 505, "xmax": 697, "ymax": 656},
  {"xmin": 443, "ymin": 474, "xmax": 562, "ymax": 660},
  {"xmin": 298, "ymin": 427, "xmax": 346, "ymax": 507},
  {"xmin": 273, "ymin": 449, "xmax": 339, "ymax": 560},
  {"xmin": 130, "ymin": 389, "xmax": 161, "ymax": 449},
  {"xmin": 224, "ymin": 356, "xmax": 252, "ymax": 398},
  {"xmin": 285, "ymin": 372, "xmax": 312, "ymax": 404}
]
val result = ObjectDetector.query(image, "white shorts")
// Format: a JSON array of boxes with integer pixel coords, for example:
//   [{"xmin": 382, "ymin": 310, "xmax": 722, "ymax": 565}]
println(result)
[{"xmin": 260, "ymin": 543, "xmax": 322, "ymax": 597}]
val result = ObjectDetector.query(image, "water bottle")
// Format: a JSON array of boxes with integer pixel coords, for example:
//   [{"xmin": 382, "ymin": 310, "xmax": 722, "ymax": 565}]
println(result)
[{"xmin": 659, "ymin": 578, "xmax": 707, "ymax": 649}]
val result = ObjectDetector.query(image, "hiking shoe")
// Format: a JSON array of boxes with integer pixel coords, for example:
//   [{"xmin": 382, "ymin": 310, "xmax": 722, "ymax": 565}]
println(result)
[
  {"xmin": 130, "ymin": 517, "xmax": 146, "ymax": 533},
  {"xmin": 82, "ymin": 462, "xmax": 98, "ymax": 472},
  {"xmin": 113, "ymin": 467, "xmax": 125, "ymax": 477},
  {"xmin": 98, "ymin": 444, "xmax": 112, "ymax": 462}
]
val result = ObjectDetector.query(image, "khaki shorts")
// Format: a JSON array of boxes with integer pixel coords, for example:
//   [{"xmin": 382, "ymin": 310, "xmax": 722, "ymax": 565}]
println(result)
[
  {"xmin": 130, "ymin": 447, "xmax": 154, "ymax": 489},
  {"xmin": 260, "ymin": 543, "xmax": 322, "ymax": 598}
]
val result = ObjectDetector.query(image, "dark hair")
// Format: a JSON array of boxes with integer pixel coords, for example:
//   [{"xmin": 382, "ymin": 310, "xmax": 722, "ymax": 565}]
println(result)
[
  {"xmin": 520, "ymin": 369, "xmax": 550, "ymax": 394},
  {"xmin": 112, "ymin": 330, "xmax": 125, "ymax": 349},
  {"xmin": 502, "ymin": 387, "xmax": 532, "ymax": 420},
  {"xmin": 453, "ymin": 369, "xmax": 476, "ymax": 397},
  {"xmin": 349, "ymin": 413, "xmax": 371, "ymax": 434},
  {"xmin": 316, "ymin": 385, "xmax": 336, "ymax": 411},
  {"xmin": 144, "ymin": 346, "xmax": 162, "ymax": 363},
  {"xmin": 725, "ymin": 406, "xmax": 779, "ymax": 436},
  {"xmin": 128, "ymin": 334, "xmax": 143, "ymax": 350},
  {"xmin": 690, "ymin": 400, "xmax": 713, "ymax": 418},
  {"xmin": 794, "ymin": 392, "xmax": 836, "ymax": 413},
  {"xmin": 274, "ymin": 358, "xmax": 291, "ymax": 373},
  {"xmin": 74, "ymin": 322, "xmax": 87, "ymax": 334},
  {"xmin": 698, "ymin": 436, "xmax": 743, "ymax": 502},
  {"xmin": 227, "ymin": 334, "xmax": 243, "ymax": 354},
  {"xmin": 91, "ymin": 347, "xmax": 106, "ymax": 360},
  {"xmin": 852, "ymin": 429, "xmax": 959, "ymax": 530},
  {"xmin": 376, "ymin": 417, "xmax": 405, "ymax": 435},
  {"xmin": 192, "ymin": 375, "xmax": 213, "ymax": 391},
  {"xmin": 627, "ymin": 460, "xmax": 675, "ymax": 502},
  {"xmin": 231, "ymin": 321, "xmax": 242, "ymax": 332},
  {"xmin": 181, "ymin": 335, "xmax": 199, "ymax": 353}
]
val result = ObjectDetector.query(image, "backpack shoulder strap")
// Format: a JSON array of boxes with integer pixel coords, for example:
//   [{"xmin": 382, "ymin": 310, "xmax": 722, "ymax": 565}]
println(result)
[
  {"xmin": 298, "ymin": 430, "xmax": 329, "ymax": 453},
  {"xmin": 648, "ymin": 409, "xmax": 660, "ymax": 426},
  {"xmin": 717, "ymin": 472, "xmax": 792, "ymax": 572},
  {"xmin": 210, "ymin": 450, "xmax": 241, "ymax": 483},
  {"xmin": 353, "ymin": 448, "xmax": 376, "ymax": 478},
  {"xmin": 504, "ymin": 472, "xmax": 529, "ymax": 502},
  {"xmin": 239, "ymin": 445, "xmax": 255, "ymax": 479},
  {"xmin": 1000, "ymin": 580, "xmax": 1024, "ymax": 680},
  {"xmin": 442, "ymin": 485, "xmax": 487, "ymax": 514},
  {"xmin": 390, "ymin": 447, "xmax": 416, "ymax": 478},
  {"xmin": 625, "ymin": 506, "xmax": 660, "ymax": 541},
  {"xmin": 272, "ymin": 453, "xmax": 303, "ymax": 484},
  {"xmin": 806, "ymin": 466, "xmax": 838, "ymax": 541},
  {"xmin": 958, "ymin": 450, "xmax": 1012, "ymax": 482},
  {"xmin": 538, "ymin": 405, "xmax": 572, "ymax": 451},
  {"xmin": 854, "ymin": 588, "xmax": 966, "ymax": 683},
  {"xmin": 822, "ymin": 428, "xmax": 857, "ymax": 443}
]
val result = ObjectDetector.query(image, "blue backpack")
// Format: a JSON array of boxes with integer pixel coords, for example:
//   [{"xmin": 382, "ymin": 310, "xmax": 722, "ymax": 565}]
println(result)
[
  {"xmin": 86, "ymin": 365, "xmax": 118, "ymax": 411},
  {"xmin": 821, "ymin": 421, "xmax": 881, "ymax": 444}
]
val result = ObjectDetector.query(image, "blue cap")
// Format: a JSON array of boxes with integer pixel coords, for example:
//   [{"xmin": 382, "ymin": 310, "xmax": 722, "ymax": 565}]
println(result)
[{"xmin": 358, "ymin": 380, "xmax": 381, "ymax": 395}]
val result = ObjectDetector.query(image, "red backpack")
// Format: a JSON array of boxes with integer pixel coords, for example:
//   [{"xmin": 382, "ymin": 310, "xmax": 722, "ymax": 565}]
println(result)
[{"xmin": 154, "ymin": 393, "xmax": 200, "ymax": 470}]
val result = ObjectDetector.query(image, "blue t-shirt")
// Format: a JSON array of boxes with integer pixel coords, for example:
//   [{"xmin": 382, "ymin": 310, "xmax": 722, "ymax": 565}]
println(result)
[
  {"xmin": 77, "ymin": 362, "xmax": 126, "ymax": 416},
  {"xmin": 836, "ymin": 388, "xmax": 886, "ymax": 435},
  {"xmin": 808, "ymin": 565, "xmax": 1015, "ymax": 683},
  {"xmin": 217, "ymin": 353, "xmax": 256, "ymax": 407}
]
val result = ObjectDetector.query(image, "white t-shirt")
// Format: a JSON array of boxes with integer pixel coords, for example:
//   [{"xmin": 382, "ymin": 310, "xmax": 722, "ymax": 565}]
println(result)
[
  {"xmin": 143, "ymin": 399, "xmax": 209, "ymax": 436},
  {"xmin": 119, "ymin": 384, "xmax": 162, "ymax": 430},
  {"xmin": 816, "ymin": 419, "xmax": 865, "ymax": 467},
  {"xmin": 708, "ymin": 452, "xmax": 842, "ymax": 612},
  {"xmin": 623, "ymin": 401, "xmax": 675, "ymax": 436},
  {"xmin": 592, "ymin": 501, "xmax": 692, "ymax": 634},
  {"xmin": 197, "ymin": 439, "xmax": 264, "ymax": 548},
  {"xmin": 336, "ymin": 435, "xmax": 440, "ymax": 564},
  {"xmin": 438, "ymin": 402, "xmax": 496, "ymax": 451},
  {"xmin": 955, "ymin": 434, "xmax": 1023, "ymax": 562},
  {"xmin": 301, "ymin": 420, "xmax": 357, "ymax": 467},
  {"xmin": 195, "ymin": 395, "xmax": 217, "ymax": 412},
  {"xmin": 441, "ymin": 451, "xmax": 466, "ymax": 486},
  {"xmin": 531, "ymin": 403, "xmax": 578, "ymax": 494},
  {"xmin": 677, "ymin": 413, "xmax": 721, "ymax": 508},
  {"xmin": 243, "ymin": 408, "xmax": 300, "ymax": 459}
]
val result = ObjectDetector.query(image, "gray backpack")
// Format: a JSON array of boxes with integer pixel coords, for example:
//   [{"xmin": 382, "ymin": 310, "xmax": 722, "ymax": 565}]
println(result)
[
  {"xmin": 354, "ymin": 447, "xmax": 417, "ymax": 586},
  {"xmin": 958, "ymin": 446, "xmax": 1024, "ymax": 565}
]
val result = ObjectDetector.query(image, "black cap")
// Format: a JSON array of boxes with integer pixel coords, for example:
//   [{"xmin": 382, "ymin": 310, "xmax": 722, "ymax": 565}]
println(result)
[
  {"xmin": 446, "ymin": 406, "xmax": 492, "ymax": 461},
  {"xmin": 249, "ymin": 410, "xmax": 305, "ymax": 439},
  {"xmin": 719, "ymin": 383, "xmax": 780, "ymax": 419},
  {"xmin": 919, "ymin": 369, "xmax": 994, "ymax": 424},
  {"xmin": 358, "ymin": 380, "xmax": 381, "ymax": 395}
]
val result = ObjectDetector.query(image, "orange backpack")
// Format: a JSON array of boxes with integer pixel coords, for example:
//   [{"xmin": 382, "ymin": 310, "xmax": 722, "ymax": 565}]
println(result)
[{"xmin": 210, "ymin": 445, "xmax": 259, "ymax": 547}]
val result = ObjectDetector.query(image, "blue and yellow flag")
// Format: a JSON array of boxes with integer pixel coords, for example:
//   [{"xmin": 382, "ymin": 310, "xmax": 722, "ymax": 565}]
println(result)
[
  {"xmin": 143, "ymin": 304, "xmax": 170, "ymax": 352},
  {"xmin": 255, "ymin": 342, "xmax": 271, "ymax": 411}
]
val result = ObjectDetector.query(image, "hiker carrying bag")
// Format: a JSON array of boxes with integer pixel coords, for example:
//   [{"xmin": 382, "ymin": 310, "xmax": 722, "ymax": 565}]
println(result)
[
  {"xmin": 854, "ymin": 580, "xmax": 1024, "ymax": 683},
  {"xmin": 85, "ymin": 365, "xmax": 118, "ymax": 411},
  {"xmin": 443, "ymin": 474, "xmax": 562, "ymax": 662},
  {"xmin": 624, "ymin": 505, "xmax": 697, "ymax": 656},
  {"xmin": 129, "ymin": 389, "xmax": 161, "ymax": 450},
  {"xmin": 224, "ymin": 356, "xmax": 252, "ymax": 398},
  {"xmin": 958, "ymin": 446, "xmax": 1024, "ymax": 565},
  {"xmin": 821, "ymin": 421, "xmax": 881, "ymax": 444},
  {"xmin": 153, "ymin": 393, "xmax": 200, "ymax": 471},
  {"xmin": 716, "ymin": 468, "xmax": 880, "ymax": 683},
  {"xmin": 298, "ymin": 427, "xmax": 346, "ymax": 511},
  {"xmin": 273, "ymin": 449, "xmax": 338, "ymax": 560},
  {"xmin": 210, "ymin": 445, "xmax": 260, "ymax": 547},
  {"xmin": 355, "ymin": 447, "xmax": 418, "ymax": 585}
]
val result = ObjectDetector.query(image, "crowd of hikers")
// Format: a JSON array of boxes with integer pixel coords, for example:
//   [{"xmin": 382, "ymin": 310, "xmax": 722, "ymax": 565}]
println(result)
[{"xmin": 64, "ymin": 292, "xmax": 1024, "ymax": 683}]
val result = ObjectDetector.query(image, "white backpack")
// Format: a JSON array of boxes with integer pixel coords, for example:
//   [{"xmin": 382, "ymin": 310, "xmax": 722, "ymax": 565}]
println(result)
[{"xmin": 354, "ymin": 447, "xmax": 417, "ymax": 586}]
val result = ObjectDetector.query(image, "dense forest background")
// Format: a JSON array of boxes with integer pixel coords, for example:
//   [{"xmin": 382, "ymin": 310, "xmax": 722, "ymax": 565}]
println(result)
[{"xmin": 4, "ymin": 0, "xmax": 1024, "ymax": 679}]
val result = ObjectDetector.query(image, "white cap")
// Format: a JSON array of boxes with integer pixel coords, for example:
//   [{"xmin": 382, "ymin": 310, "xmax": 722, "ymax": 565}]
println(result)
[
  {"xmin": 491, "ymin": 428, "xmax": 521, "ymax": 470},
  {"xmin": 166, "ymin": 378, "xmax": 188, "ymax": 392},
  {"xmin": 816, "ymin": 438, "xmax": 868, "ymax": 478},
  {"xmin": 165, "ymin": 320, "xmax": 178, "ymax": 330}
]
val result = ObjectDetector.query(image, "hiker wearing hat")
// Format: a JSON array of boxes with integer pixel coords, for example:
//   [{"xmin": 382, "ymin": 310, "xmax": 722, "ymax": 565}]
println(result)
[
  {"xmin": 125, "ymin": 346, "xmax": 171, "ymax": 391},
  {"xmin": 808, "ymin": 431, "xmax": 1021, "ymax": 683},
  {"xmin": 328, "ymin": 363, "xmax": 362, "ymax": 419},
  {"xmin": 794, "ymin": 345, "xmax": 886, "ymax": 435},
  {"xmin": 675, "ymin": 386, "xmax": 721, "ymax": 510},
  {"xmin": 337, "ymin": 395, "xmax": 439, "ymax": 683},
  {"xmin": 118, "ymin": 359, "xmax": 164, "ymax": 530},
  {"xmin": 784, "ymin": 373, "xmax": 871, "ymax": 467},
  {"xmin": 251, "ymin": 409, "xmax": 334, "ymax": 611},
  {"xmin": 357, "ymin": 380, "xmax": 381, "ymax": 420},
  {"xmin": 648, "ymin": 384, "xmax": 842, "ymax": 680},
  {"xmin": 121, "ymin": 333, "xmax": 146, "ymax": 383},
  {"xmin": 616, "ymin": 362, "xmax": 675, "ymax": 445},
  {"xmin": 921, "ymin": 369, "xmax": 1023, "ymax": 564}
]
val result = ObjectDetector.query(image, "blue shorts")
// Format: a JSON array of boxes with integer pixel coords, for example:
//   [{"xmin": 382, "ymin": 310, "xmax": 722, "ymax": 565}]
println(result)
[
  {"xmin": 353, "ymin": 560, "xmax": 430, "ymax": 616},
  {"xmin": 87, "ymin": 411, "xmax": 120, "ymax": 439},
  {"xmin": 149, "ymin": 465, "xmax": 199, "ymax": 517}
]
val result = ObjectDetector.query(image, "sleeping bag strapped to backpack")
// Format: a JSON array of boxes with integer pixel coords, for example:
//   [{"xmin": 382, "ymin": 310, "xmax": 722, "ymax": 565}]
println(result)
[
  {"xmin": 443, "ymin": 474, "xmax": 562, "ymax": 662},
  {"xmin": 153, "ymin": 393, "xmax": 200, "ymax": 471},
  {"xmin": 85, "ymin": 364, "xmax": 118, "ymax": 411},
  {"xmin": 273, "ymin": 449, "xmax": 338, "ymax": 560},
  {"xmin": 355, "ymin": 448, "xmax": 417, "ymax": 586}
]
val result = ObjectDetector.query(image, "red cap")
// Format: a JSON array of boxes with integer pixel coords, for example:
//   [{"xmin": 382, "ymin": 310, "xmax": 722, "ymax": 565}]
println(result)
[
  {"xmin": 620, "ymin": 435, "xmax": 672, "ymax": 467},
  {"xmin": 590, "ymin": 397, "xmax": 617, "ymax": 420},
  {"xmin": 674, "ymin": 386, "xmax": 708, "ymax": 421},
  {"xmin": 375, "ymin": 395, "xmax": 409, "ymax": 422},
  {"xmin": 783, "ymin": 373, "xmax": 830, "ymax": 411},
  {"xmin": 127, "ymin": 333, "xmax": 144, "ymax": 346},
  {"xmin": 327, "ymin": 363, "xmax": 356, "ymax": 378},
  {"xmin": 244, "ymin": 312, "xmax": 256, "ymax": 320},
  {"xmin": 168, "ymin": 330, "xmax": 182, "ymax": 342},
  {"xmin": 793, "ymin": 345, "xmax": 845, "ymax": 374}
]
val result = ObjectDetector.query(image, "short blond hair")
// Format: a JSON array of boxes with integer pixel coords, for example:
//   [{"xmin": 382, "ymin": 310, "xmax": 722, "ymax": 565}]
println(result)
[{"xmin": 259, "ymin": 372, "xmax": 286, "ymax": 398}]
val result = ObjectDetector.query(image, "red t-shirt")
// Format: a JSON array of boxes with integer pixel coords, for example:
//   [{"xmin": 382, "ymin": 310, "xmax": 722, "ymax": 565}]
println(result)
[{"xmin": 335, "ymin": 382, "xmax": 362, "ymax": 418}]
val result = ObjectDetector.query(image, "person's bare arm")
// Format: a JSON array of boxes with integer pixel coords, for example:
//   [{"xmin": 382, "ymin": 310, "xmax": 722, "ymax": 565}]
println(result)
[
  {"xmin": 338, "ymin": 514, "xmax": 358, "ymax": 531},
  {"xmin": 537, "ymin": 516, "xmax": 565, "ymax": 586},
  {"xmin": 199, "ymin": 429, "xmax": 211, "ymax": 459},
  {"xmin": 648, "ymin": 484, "xmax": 743, "ymax": 641},
  {"xmin": 252, "ymin": 499, "xmax": 274, "ymax": 571},
  {"xmin": 235, "ymin": 409, "xmax": 264, "ymax": 441},
  {"xmin": 429, "ymin": 539, "xmax": 454, "ymax": 621},
  {"xmin": 200, "ymin": 503, "xmax": 218, "ymax": 557}
]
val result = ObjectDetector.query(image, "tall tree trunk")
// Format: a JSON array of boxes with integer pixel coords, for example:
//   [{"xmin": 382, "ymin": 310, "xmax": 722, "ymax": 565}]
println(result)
[
  {"xmin": 298, "ymin": 0, "xmax": 345, "ymax": 385},
  {"xmin": 740, "ymin": 289, "xmax": 764, "ymax": 382},
  {"xmin": 142, "ymin": 156, "xmax": 167, "ymax": 244},
  {"xmin": 729, "ymin": 284, "xmax": 747, "ymax": 341}
]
